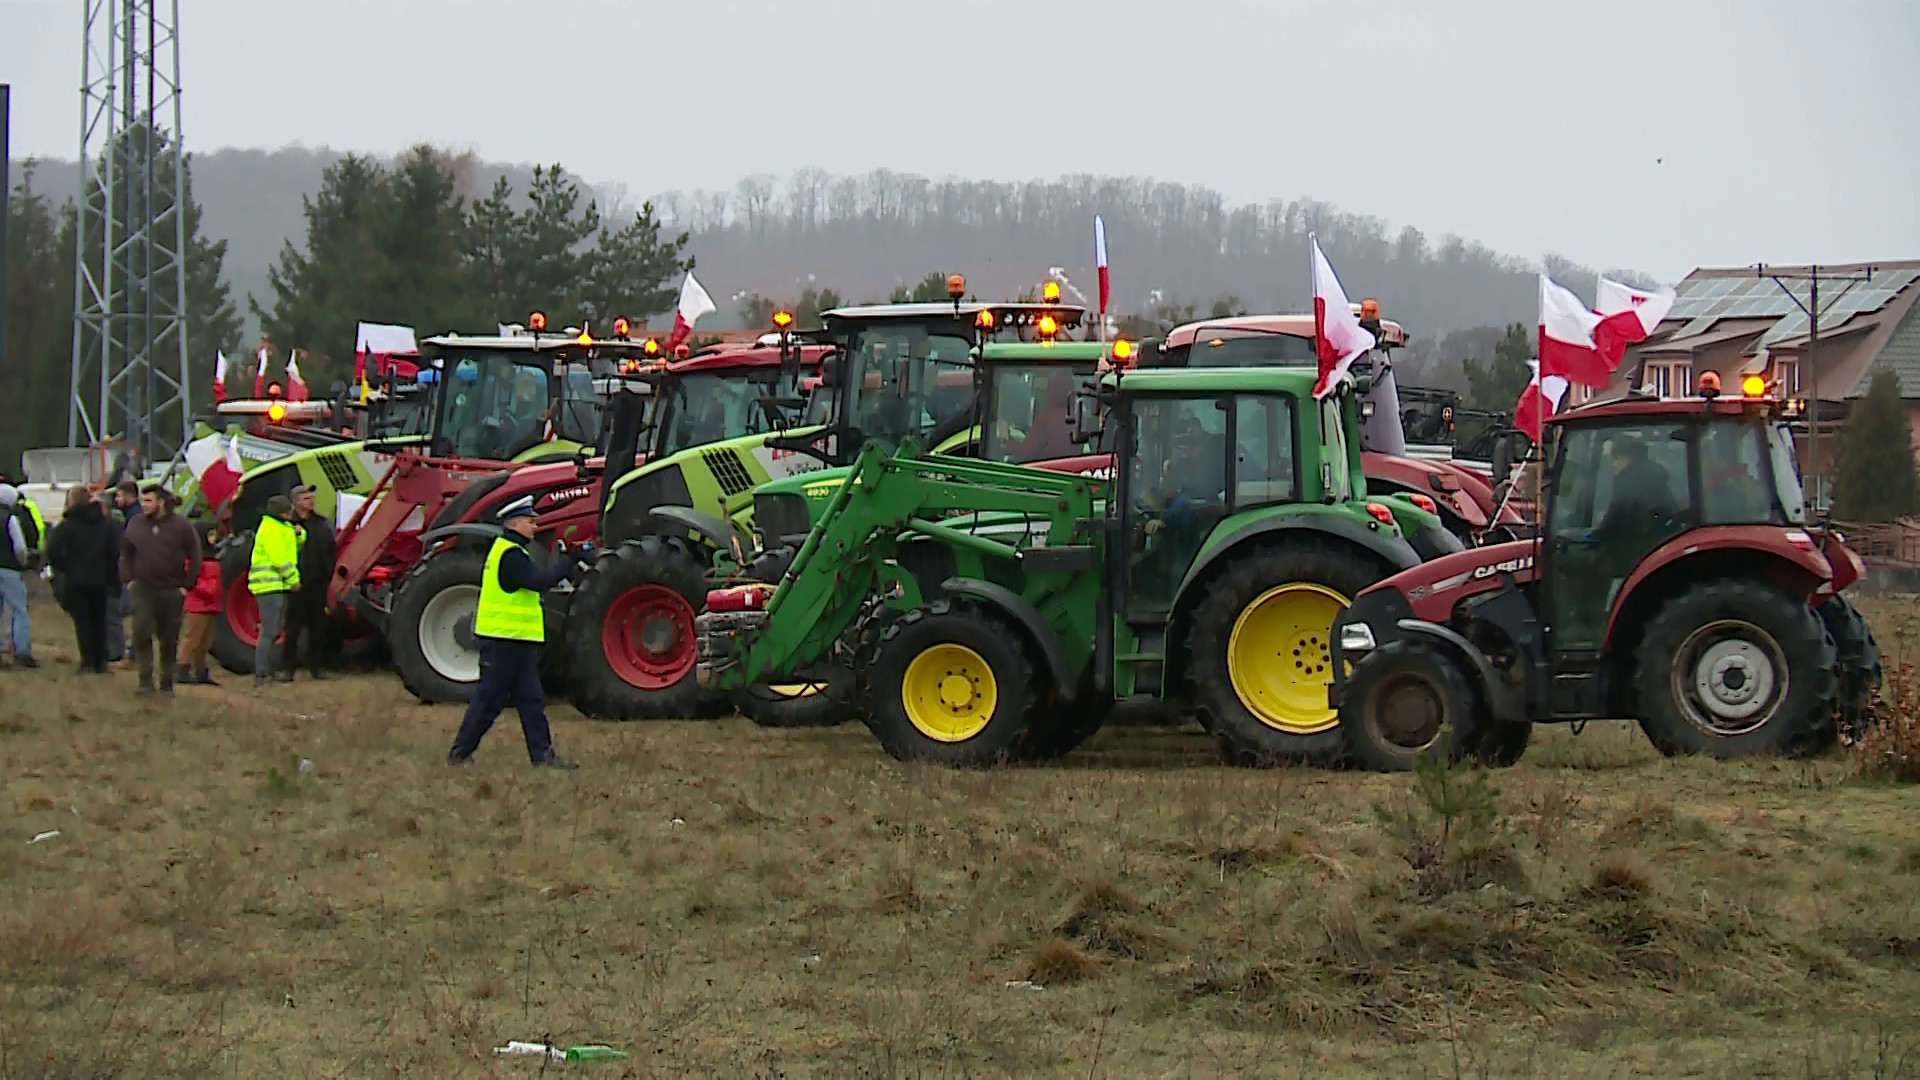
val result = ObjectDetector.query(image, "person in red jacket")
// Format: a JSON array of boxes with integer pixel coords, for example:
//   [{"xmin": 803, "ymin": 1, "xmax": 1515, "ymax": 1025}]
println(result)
[{"xmin": 175, "ymin": 524, "xmax": 224, "ymax": 686}]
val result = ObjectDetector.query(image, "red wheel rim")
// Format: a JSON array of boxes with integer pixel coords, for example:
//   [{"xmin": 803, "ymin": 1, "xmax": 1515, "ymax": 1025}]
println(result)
[
  {"xmin": 602, "ymin": 585, "xmax": 696, "ymax": 690},
  {"xmin": 225, "ymin": 574, "xmax": 286, "ymax": 647}
]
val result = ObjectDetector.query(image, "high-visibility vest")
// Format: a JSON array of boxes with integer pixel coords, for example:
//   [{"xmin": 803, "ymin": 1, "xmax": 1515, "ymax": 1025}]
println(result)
[
  {"xmin": 249, "ymin": 516, "xmax": 302, "ymax": 595},
  {"xmin": 474, "ymin": 535, "xmax": 544, "ymax": 643},
  {"xmin": 22, "ymin": 501, "xmax": 46, "ymax": 551}
]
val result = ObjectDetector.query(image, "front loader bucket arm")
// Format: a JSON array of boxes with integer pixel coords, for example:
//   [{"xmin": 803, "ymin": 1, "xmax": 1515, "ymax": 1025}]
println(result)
[{"xmin": 699, "ymin": 440, "xmax": 1096, "ymax": 691}]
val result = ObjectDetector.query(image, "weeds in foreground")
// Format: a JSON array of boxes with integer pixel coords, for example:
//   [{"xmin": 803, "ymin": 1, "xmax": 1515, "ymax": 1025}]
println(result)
[
  {"xmin": 1852, "ymin": 661, "xmax": 1920, "ymax": 783},
  {"xmin": 1373, "ymin": 725, "xmax": 1511, "ymax": 895}
]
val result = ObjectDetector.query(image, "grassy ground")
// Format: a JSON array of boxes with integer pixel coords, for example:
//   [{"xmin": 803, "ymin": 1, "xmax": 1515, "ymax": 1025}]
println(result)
[{"xmin": 3, "ymin": 593, "xmax": 1919, "ymax": 1079}]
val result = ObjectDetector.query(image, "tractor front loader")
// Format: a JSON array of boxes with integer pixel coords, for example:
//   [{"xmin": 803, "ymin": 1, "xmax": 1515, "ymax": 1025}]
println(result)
[{"xmin": 698, "ymin": 364, "xmax": 1432, "ymax": 767}]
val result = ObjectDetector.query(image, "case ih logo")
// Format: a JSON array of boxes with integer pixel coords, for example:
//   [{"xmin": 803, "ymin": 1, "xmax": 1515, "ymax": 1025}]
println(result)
[
  {"xmin": 1471, "ymin": 554, "xmax": 1534, "ymax": 579},
  {"xmin": 536, "ymin": 485, "xmax": 593, "ymax": 511}
]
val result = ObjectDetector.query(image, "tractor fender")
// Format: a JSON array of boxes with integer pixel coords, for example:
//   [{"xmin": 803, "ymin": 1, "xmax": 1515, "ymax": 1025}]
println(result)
[
  {"xmin": 416, "ymin": 523, "xmax": 504, "ymax": 552},
  {"xmin": 1391, "ymin": 618, "xmax": 1523, "ymax": 724},
  {"xmin": 1603, "ymin": 528, "xmax": 1832, "ymax": 652},
  {"xmin": 1176, "ymin": 509, "xmax": 1421, "ymax": 604},
  {"xmin": 648, "ymin": 505, "xmax": 750, "ymax": 557},
  {"xmin": 939, "ymin": 576, "xmax": 1076, "ymax": 703}
]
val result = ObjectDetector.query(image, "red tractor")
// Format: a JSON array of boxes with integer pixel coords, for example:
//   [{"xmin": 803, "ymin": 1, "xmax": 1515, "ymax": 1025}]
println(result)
[
  {"xmin": 383, "ymin": 336, "xmax": 832, "ymax": 703},
  {"xmin": 1329, "ymin": 373, "xmax": 1881, "ymax": 771}
]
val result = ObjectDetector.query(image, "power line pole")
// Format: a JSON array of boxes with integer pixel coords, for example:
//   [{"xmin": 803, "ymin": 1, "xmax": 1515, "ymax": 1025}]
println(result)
[
  {"xmin": 1756, "ymin": 262, "xmax": 1875, "ymax": 512},
  {"xmin": 68, "ymin": 0, "xmax": 192, "ymax": 472}
]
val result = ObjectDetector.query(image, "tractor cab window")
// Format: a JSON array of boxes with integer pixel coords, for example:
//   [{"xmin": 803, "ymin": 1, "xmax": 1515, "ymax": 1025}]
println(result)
[
  {"xmin": 436, "ymin": 354, "xmax": 551, "ymax": 460},
  {"xmin": 1125, "ymin": 395, "xmax": 1231, "ymax": 614},
  {"xmin": 1699, "ymin": 418, "xmax": 1779, "ymax": 525},
  {"xmin": 1234, "ymin": 395, "xmax": 1297, "ymax": 507},
  {"xmin": 1545, "ymin": 421, "xmax": 1692, "ymax": 651},
  {"xmin": 1188, "ymin": 333, "xmax": 1316, "ymax": 367},
  {"xmin": 844, "ymin": 326, "xmax": 974, "ymax": 451},
  {"xmin": 983, "ymin": 364, "xmax": 1099, "ymax": 464},
  {"xmin": 656, "ymin": 372, "xmax": 776, "ymax": 455},
  {"xmin": 1767, "ymin": 423, "xmax": 1809, "ymax": 524}
]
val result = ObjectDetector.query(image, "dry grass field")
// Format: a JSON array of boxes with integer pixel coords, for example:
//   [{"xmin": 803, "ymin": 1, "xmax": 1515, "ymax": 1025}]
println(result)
[{"xmin": 3, "ymin": 592, "xmax": 1919, "ymax": 1079}]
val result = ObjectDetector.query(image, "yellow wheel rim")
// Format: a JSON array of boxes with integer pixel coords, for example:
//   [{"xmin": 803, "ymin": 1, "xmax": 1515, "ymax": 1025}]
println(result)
[
  {"xmin": 901, "ymin": 643, "xmax": 999, "ymax": 743},
  {"xmin": 1226, "ymin": 583, "xmax": 1350, "ymax": 735}
]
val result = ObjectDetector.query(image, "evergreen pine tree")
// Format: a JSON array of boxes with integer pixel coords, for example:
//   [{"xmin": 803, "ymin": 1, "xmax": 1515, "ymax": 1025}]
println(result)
[{"xmin": 1831, "ymin": 366, "xmax": 1920, "ymax": 522}]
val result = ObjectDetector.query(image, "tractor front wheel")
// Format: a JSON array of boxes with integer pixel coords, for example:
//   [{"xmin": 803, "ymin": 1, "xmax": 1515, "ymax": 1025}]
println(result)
[
  {"xmin": 389, "ymin": 547, "xmax": 486, "ymax": 704},
  {"xmin": 865, "ymin": 602, "xmax": 1037, "ymax": 767},
  {"xmin": 1634, "ymin": 579, "xmax": 1837, "ymax": 759},
  {"xmin": 564, "ymin": 536, "xmax": 722, "ymax": 720},
  {"xmin": 1189, "ymin": 540, "xmax": 1383, "ymax": 767},
  {"xmin": 1336, "ymin": 639, "xmax": 1531, "ymax": 771},
  {"xmin": 735, "ymin": 674, "xmax": 851, "ymax": 728}
]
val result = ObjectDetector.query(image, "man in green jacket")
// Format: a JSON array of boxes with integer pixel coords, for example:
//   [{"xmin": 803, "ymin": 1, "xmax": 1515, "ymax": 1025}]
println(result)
[{"xmin": 249, "ymin": 494, "xmax": 303, "ymax": 686}]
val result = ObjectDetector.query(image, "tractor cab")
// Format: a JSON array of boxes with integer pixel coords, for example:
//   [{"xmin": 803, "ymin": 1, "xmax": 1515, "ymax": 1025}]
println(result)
[
  {"xmin": 1330, "ymin": 371, "xmax": 1874, "ymax": 769},
  {"xmin": 975, "ymin": 340, "xmax": 1131, "ymax": 467},
  {"xmin": 788, "ymin": 285, "xmax": 1087, "ymax": 466}
]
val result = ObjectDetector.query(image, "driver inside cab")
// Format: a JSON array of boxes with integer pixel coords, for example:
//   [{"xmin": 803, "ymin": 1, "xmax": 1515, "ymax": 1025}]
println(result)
[
  {"xmin": 1010, "ymin": 371, "xmax": 1081, "ymax": 462},
  {"xmin": 1594, "ymin": 436, "xmax": 1677, "ymax": 539}
]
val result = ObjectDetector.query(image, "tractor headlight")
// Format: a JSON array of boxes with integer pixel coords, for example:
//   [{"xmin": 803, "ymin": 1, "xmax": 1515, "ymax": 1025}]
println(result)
[{"xmin": 1339, "ymin": 622, "xmax": 1377, "ymax": 654}]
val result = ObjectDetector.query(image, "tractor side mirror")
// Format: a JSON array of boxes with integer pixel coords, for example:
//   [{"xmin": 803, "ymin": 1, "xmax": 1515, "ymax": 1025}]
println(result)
[{"xmin": 1068, "ymin": 382, "xmax": 1104, "ymax": 446}]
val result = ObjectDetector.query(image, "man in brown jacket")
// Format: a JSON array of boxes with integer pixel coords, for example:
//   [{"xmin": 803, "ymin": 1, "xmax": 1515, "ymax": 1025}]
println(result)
[{"xmin": 119, "ymin": 486, "xmax": 202, "ymax": 695}]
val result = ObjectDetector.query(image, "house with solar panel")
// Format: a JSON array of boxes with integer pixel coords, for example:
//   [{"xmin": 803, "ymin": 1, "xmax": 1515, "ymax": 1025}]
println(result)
[{"xmin": 1593, "ymin": 261, "xmax": 1920, "ymax": 507}]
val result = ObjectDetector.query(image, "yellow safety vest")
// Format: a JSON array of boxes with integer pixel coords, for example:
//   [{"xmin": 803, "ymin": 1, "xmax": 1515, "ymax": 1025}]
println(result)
[
  {"xmin": 474, "ymin": 535, "xmax": 545, "ymax": 643},
  {"xmin": 249, "ymin": 516, "xmax": 303, "ymax": 595},
  {"xmin": 23, "ymin": 501, "xmax": 47, "ymax": 551}
]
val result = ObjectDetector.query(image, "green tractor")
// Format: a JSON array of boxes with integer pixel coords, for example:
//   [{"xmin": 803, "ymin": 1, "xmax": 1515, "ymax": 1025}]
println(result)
[
  {"xmin": 695, "ymin": 364, "xmax": 1443, "ymax": 767},
  {"xmin": 561, "ymin": 295, "xmax": 1086, "ymax": 721}
]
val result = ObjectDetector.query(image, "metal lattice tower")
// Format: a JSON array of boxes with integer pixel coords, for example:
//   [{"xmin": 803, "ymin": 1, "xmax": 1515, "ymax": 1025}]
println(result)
[{"xmin": 69, "ymin": 0, "xmax": 191, "ymax": 468}]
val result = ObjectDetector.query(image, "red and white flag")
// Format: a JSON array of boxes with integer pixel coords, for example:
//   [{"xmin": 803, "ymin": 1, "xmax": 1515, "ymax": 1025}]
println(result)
[
  {"xmin": 1094, "ymin": 216, "xmax": 1110, "ymax": 316},
  {"xmin": 213, "ymin": 350, "xmax": 229, "ymax": 402},
  {"xmin": 1591, "ymin": 276, "xmax": 1676, "ymax": 363},
  {"xmin": 253, "ymin": 345, "xmax": 271, "ymax": 397},
  {"xmin": 1513, "ymin": 358, "xmax": 1571, "ymax": 442},
  {"xmin": 1310, "ymin": 234, "xmax": 1376, "ymax": 399},
  {"xmin": 665, "ymin": 271, "xmax": 717, "ymax": 350},
  {"xmin": 285, "ymin": 349, "xmax": 309, "ymax": 402},
  {"xmin": 1538, "ymin": 274, "xmax": 1614, "ymax": 387},
  {"xmin": 184, "ymin": 432, "xmax": 245, "ymax": 510}
]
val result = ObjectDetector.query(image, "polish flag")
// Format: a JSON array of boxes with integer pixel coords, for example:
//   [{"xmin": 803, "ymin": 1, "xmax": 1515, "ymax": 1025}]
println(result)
[
  {"xmin": 213, "ymin": 350, "xmax": 229, "ymax": 402},
  {"xmin": 665, "ymin": 272, "xmax": 717, "ymax": 350},
  {"xmin": 1094, "ymin": 216, "xmax": 1110, "ymax": 316},
  {"xmin": 185, "ymin": 432, "xmax": 246, "ymax": 510},
  {"xmin": 254, "ymin": 345, "xmax": 271, "ymax": 397},
  {"xmin": 1591, "ymin": 277, "xmax": 1676, "ymax": 363},
  {"xmin": 1538, "ymin": 274, "xmax": 1613, "ymax": 387},
  {"xmin": 285, "ymin": 349, "xmax": 309, "ymax": 402},
  {"xmin": 1513, "ymin": 358, "xmax": 1570, "ymax": 442},
  {"xmin": 1310, "ymin": 234, "xmax": 1377, "ymax": 399}
]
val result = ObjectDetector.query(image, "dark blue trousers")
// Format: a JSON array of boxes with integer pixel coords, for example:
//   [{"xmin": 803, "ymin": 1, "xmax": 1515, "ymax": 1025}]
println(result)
[{"xmin": 450, "ymin": 639, "xmax": 554, "ymax": 762}]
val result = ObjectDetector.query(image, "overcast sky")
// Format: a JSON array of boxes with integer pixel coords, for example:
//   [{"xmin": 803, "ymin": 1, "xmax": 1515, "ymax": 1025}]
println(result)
[{"xmin": 3, "ymin": 0, "xmax": 1915, "ymax": 283}]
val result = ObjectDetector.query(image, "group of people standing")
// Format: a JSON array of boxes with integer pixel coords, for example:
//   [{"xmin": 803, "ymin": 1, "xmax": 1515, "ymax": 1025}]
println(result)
[{"xmin": 0, "ymin": 477, "xmax": 338, "ymax": 691}]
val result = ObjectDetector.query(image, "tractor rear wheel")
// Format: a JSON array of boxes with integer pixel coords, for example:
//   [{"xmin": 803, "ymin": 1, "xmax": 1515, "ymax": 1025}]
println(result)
[
  {"xmin": 564, "ymin": 536, "xmax": 723, "ymax": 720},
  {"xmin": 210, "ymin": 539, "xmax": 263, "ymax": 674},
  {"xmin": 865, "ymin": 602, "xmax": 1037, "ymax": 767},
  {"xmin": 1634, "ymin": 579, "xmax": 1837, "ymax": 759},
  {"xmin": 1189, "ymin": 540, "xmax": 1383, "ymax": 767},
  {"xmin": 1818, "ymin": 594, "xmax": 1882, "ymax": 742},
  {"xmin": 389, "ymin": 547, "xmax": 486, "ymax": 704}
]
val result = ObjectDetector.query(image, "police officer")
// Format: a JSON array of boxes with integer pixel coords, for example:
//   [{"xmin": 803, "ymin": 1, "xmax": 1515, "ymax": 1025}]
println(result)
[{"xmin": 447, "ymin": 499, "xmax": 584, "ymax": 768}]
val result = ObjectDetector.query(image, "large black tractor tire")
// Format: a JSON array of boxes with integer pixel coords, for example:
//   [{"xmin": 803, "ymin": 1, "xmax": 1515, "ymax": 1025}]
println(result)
[
  {"xmin": 863, "ymin": 601, "xmax": 1038, "ymax": 767},
  {"xmin": 1016, "ymin": 692, "xmax": 1114, "ymax": 763},
  {"xmin": 388, "ymin": 547, "xmax": 487, "ymax": 705},
  {"xmin": 209, "ymin": 539, "xmax": 262, "ymax": 675},
  {"xmin": 1818, "ymin": 594, "xmax": 1883, "ymax": 742},
  {"xmin": 1336, "ymin": 639, "xmax": 1530, "ymax": 772},
  {"xmin": 1634, "ymin": 579, "xmax": 1837, "ymax": 759},
  {"xmin": 1188, "ymin": 539, "xmax": 1387, "ymax": 768},
  {"xmin": 735, "ymin": 673, "xmax": 853, "ymax": 729},
  {"xmin": 563, "ymin": 536, "xmax": 725, "ymax": 720}
]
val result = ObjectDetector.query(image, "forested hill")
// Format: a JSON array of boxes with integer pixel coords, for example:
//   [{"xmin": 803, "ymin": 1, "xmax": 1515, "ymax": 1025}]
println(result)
[{"xmin": 9, "ymin": 146, "xmax": 1652, "ymax": 356}]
